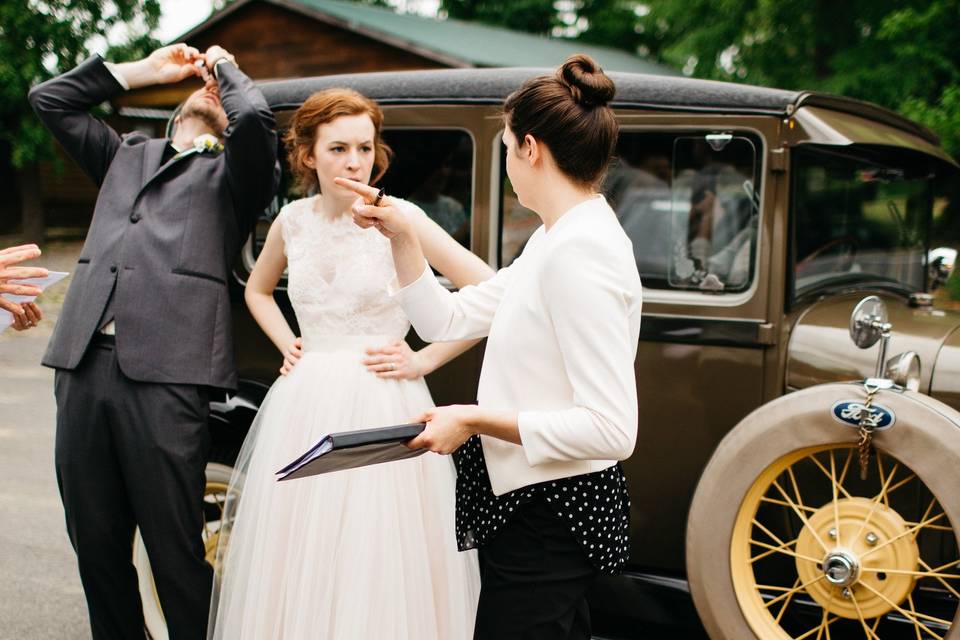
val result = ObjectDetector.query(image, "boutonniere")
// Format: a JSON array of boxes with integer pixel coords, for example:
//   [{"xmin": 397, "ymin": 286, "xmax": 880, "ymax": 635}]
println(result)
[{"xmin": 193, "ymin": 134, "xmax": 224, "ymax": 155}]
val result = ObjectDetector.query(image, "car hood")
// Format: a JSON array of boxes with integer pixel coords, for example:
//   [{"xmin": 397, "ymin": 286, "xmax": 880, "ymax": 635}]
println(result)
[{"xmin": 786, "ymin": 292, "xmax": 960, "ymax": 406}]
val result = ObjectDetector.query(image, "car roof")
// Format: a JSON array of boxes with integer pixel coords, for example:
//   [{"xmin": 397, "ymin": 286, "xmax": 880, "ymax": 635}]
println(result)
[
  {"xmin": 258, "ymin": 67, "xmax": 939, "ymax": 145},
  {"xmin": 260, "ymin": 67, "xmax": 797, "ymax": 114}
]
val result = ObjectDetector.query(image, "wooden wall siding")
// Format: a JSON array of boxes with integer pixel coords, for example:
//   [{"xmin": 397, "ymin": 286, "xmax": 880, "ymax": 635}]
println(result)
[{"xmin": 116, "ymin": 1, "xmax": 449, "ymax": 108}]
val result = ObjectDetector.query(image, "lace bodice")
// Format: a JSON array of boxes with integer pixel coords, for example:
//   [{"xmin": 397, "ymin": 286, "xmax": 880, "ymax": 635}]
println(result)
[{"xmin": 278, "ymin": 196, "xmax": 410, "ymax": 341}]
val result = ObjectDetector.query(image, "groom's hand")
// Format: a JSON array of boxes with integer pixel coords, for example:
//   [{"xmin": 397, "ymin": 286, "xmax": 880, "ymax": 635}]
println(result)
[
  {"xmin": 113, "ymin": 44, "xmax": 204, "ymax": 89},
  {"xmin": 145, "ymin": 44, "xmax": 204, "ymax": 84},
  {"xmin": 204, "ymin": 46, "xmax": 238, "ymax": 73}
]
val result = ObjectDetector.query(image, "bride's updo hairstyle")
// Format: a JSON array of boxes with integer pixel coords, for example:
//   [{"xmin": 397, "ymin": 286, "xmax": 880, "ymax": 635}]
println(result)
[
  {"xmin": 284, "ymin": 88, "xmax": 393, "ymax": 195},
  {"xmin": 503, "ymin": 54, "xmax": 617, "ymax": 188}
]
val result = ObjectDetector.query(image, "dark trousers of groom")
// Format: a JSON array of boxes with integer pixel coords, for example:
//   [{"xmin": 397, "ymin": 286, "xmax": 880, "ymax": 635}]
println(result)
[
  {"xmin": 55, "ymin": 336, "xmax": 212, "ymax": 638},
  {"xmin": 29, "ymin": 50, "xmax": 278, "ymax": 640}
]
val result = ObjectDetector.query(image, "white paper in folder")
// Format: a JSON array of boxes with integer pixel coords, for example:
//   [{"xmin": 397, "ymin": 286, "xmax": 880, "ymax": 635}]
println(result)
[{"xmin": 0, "ymin": 271, "xmax": 69, "ymax": 332}]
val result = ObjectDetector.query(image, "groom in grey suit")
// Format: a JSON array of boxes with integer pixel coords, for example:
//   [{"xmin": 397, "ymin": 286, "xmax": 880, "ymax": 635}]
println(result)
[{"xmin": 29, "ymin": 43, "xmax": 278, "ymax": 639}]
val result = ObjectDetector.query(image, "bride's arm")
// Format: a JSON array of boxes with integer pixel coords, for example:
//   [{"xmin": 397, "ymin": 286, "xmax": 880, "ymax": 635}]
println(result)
[
  {"xmin": 366, "ymin": 206, "xmax": 492, "ymax": 379},
  {"xmin": 417, "ymin": 338, "xmax": 479, "ymax": 374},
  {"xmin": 404, "ymin": 204, "xmax": 492, "ymax": 373},
  {"xmin": 363, "ymin": 337, "xmax": 480, "ymax": 379},
  {"xmin": 245, "ymin": 221, "xmax": 302, "ymax": 375},
  {"xmin": 406, "ymin": 205, "xmax": 494, "ymax": 289}
]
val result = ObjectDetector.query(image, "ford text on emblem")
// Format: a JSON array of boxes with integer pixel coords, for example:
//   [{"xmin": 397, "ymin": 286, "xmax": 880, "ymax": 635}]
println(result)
[{"xmin": 830, "ymin": 400, "xmax": 896, "ymax": 430}]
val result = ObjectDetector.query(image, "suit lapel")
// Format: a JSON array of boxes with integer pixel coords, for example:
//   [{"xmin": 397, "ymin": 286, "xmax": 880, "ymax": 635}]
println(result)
[
  {"xmin": 138, "ymin": 139, "xmax": 204, "ymax": 198},
  {"xmin": 140, "ymin": 139, "xmax": 169, "ymax": 191}
]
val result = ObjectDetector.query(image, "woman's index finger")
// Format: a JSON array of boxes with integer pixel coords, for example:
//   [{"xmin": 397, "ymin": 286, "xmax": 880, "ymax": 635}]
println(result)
[{"xmin": 333, "ymin": 177, "xmax": 380, "ymax": 201}]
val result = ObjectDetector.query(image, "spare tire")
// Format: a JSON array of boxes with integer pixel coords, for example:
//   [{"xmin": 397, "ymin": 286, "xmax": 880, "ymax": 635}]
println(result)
[{"xmin": 687, "ymin": 382, "xmax": 960, "ymax": 639}]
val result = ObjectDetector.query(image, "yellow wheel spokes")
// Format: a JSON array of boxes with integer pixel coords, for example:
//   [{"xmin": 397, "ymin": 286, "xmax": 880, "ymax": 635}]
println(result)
[
  {"xmin": 731, "ymin": 445, "xmax": 960, "ymax": 639},
  {"xmin": 202, "ymin": 480, "xmax": 230, "ymax": 568}
]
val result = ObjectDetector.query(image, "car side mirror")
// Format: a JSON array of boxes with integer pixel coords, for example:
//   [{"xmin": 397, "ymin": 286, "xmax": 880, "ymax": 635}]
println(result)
[
  {"xmin": 850, "ymin": 296, "xmax": 894, "ymax": 379},
  {"xmin": 928, "ymin": 247, "xmax": 956, "ymax": 291}
]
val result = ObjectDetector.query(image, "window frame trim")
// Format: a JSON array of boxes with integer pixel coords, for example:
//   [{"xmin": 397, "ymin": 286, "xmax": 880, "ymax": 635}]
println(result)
[
  {"xmin": 491, "ymin": 124, "xmax": 769, "ymax": 308},
  {"xmin": 239, "ymin": 125, "xmax": 479, "ymax": 288}
]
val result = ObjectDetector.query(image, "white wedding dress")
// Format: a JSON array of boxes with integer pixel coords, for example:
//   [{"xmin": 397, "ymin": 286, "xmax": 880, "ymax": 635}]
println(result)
[{"xmin": 208, "ymin": 196, "xmax": 480, "ymax": 639}]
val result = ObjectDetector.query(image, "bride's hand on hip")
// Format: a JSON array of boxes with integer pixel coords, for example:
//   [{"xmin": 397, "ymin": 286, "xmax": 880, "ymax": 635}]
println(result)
[
  {"xmin": 363, "ymin": 339, "xmax": 425, "ymax": 380},
  {"xmin": 333, "ymin": 177, "xmax": 412, "ymax": 238},
  {"xmin": 406, "ymin": 405, "xmax": 477, "ymax": 455},
  {"xmin": 279, "ymin": 337, "xmax": 303, "ymax": 375}
]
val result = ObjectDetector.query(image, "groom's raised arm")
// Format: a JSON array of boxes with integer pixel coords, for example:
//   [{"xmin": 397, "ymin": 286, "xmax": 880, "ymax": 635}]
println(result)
[
  {"xmin": 29, "ymin": 44, "xmax": 207, "ymax": 186},
  {"xmin": 210, "ymin": 53, "xmax": 279, "ymax": 219},
  {"xmin": 28, "ymin": 56, "xmax": 125, "ymax": 187}
]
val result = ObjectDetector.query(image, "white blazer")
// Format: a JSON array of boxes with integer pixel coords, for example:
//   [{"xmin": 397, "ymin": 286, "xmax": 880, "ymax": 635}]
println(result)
[{"xmin": 392, "ymin": 195, "xmax": 642, "ymax": 495}]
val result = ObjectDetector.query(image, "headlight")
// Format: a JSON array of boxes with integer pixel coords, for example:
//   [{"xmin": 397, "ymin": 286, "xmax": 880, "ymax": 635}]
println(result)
[{"xmin": 885, "ymin": 352, "xmax": 921, "ymax": 391}]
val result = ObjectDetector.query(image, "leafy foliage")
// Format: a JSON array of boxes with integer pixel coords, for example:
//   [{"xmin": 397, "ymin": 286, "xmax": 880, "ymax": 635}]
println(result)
[
  {"xmin": 440, "ymin": 0, "xmax": 558, "ymax": 34},
  {"xmin": 1, "ymin": 0, "xmax": 161, "ymax": 168},
  {"xmin": 439, "ymin": 0, "xmax": 960, "ymax": 157},
  {"xmin": 628, "ymin": 0, "xmax": 960, "ymax": 157}
]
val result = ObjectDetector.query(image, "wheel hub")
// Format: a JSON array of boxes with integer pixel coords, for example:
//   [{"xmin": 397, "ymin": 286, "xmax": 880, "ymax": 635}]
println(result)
[
  {"xmin": 823, "ymin": 550, "xmax": 859, "ymax": 587},
  {"xmin": 795, "ymin": 496, "xmax": 919, "ymax": 619}
]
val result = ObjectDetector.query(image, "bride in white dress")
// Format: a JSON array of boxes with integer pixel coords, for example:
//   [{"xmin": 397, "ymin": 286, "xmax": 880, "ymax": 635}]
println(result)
[{"xmin": 208, "ymin": 89, "xmax": 488, "ymax": 639}]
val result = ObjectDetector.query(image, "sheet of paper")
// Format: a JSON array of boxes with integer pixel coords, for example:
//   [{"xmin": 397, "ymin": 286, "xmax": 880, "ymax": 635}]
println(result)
[{"xmin": 0, "ymin": 270, "xmax": 69, "ymax": 332}]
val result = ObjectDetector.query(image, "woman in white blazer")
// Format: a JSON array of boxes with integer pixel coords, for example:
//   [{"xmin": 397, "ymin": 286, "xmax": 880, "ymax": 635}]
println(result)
[{"xmin": 337, "ymin": 54, "xmax": 643, "ymax": 640}]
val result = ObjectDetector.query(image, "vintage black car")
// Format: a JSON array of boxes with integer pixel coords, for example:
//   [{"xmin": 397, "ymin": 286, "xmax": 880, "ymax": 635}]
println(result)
[{"xmin": 136, "ymin": 66, "xmax": 960, "ymax": 640}]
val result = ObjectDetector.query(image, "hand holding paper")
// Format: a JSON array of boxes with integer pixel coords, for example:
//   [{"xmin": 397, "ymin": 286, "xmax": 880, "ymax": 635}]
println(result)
[
  {"xmin": 0, "ymin": 244, "xmax": 48, "ymax": 315},
  {"xmin": 0, "ymin": 267, "xmax": 69, "ymax": 333}
]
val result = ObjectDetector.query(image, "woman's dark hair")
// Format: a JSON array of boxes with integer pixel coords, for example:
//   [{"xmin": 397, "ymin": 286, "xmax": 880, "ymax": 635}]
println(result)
[{"xmin": 503, "ymin": 54, "xmax": 618, "ymax": 187}]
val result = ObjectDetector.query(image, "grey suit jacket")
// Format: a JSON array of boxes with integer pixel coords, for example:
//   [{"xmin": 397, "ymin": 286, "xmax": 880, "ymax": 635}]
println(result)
[{"xmin": 29, "ymin": 56, "xmax": 279, "ymax": 389}]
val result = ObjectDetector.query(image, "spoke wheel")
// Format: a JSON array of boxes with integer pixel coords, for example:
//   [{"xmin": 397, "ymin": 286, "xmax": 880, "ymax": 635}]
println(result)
[
  {"xmin": 732, "ymin": 445, "xmax": 958, "ymax": 639},
  {"xmin": 687, "ymin": 383, "xmax": 960, "ymax": 640}
]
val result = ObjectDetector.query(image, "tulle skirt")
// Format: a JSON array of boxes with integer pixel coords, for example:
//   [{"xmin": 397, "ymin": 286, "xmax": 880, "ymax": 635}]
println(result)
[{"xmin": 208, "ymin": 335, "xmax": 480, "ymax": 639}]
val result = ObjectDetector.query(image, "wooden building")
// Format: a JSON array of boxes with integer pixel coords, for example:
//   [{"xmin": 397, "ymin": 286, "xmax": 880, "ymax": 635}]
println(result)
[{"xmin": 12, "ymin": 0, "xmax": 673, "ymax": 239}]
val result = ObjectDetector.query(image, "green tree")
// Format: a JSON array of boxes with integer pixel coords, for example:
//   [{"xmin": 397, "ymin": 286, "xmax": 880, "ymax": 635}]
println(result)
[
  {"xmin": 1, "ymin": 0, "xmax": 161, "ymax": 241},
  {"xmin": 575, "ymin": 0, "xmax": 645, "ymax": 54},
  {"xmin": 478, "ymin": 0, "xmax": 960, "ymax": 159},
  {"xmin": 440, "ymin": 0, "xmax": 558, "ymax": 35},
  {"xmin": 626, "ymin": 0, "xmax": 960, "ymax": 157}
]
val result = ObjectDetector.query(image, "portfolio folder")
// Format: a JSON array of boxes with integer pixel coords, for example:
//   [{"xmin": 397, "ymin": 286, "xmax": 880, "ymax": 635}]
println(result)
[{"xmin": 277, "ymin": 422, "xmax": 426, "ymax": 481}]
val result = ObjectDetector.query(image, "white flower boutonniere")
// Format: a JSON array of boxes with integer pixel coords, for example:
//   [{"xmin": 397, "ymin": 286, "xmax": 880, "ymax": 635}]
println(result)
[{"xmin": 193, "ymin": 134, "xmax": 224, "ymax": 155}]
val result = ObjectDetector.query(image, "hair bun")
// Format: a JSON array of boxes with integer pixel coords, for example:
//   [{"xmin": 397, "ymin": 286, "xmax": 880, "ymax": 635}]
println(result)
[{"xmin": 557, "ymin": 54, "xmax": 615, "ymax": 108}]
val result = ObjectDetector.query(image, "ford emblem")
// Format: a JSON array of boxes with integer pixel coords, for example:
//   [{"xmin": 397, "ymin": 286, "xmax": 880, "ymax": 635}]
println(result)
[{"xmin": 831, "ymin": 400, "xmax": 896, "ymax": 430}]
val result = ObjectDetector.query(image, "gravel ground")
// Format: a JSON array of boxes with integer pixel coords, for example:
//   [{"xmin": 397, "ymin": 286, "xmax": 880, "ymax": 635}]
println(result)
[{"xmin": 0, "ymin": 241, "xmax": 89, "ymax": 639}]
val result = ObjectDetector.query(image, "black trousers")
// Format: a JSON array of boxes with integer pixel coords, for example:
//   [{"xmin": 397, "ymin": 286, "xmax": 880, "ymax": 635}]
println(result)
[
  {"xmin": 474, "ymin": 497, "xmax": 599, "ymax": 640},
  {"xmin": 54, "ymin": 336, "xmax": 213, "ymax": 640}
]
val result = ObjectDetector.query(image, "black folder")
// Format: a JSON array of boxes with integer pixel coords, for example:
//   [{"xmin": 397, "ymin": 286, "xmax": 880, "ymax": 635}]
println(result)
[{"xmin": 276, "ymin": 422, "xmax": 427, "ymax": 481}]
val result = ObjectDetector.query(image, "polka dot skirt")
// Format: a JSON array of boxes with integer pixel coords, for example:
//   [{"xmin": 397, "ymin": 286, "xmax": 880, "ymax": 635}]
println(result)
[{"xmin": 453, "ymin": 435, "xmax": 631, "ymax": 574}]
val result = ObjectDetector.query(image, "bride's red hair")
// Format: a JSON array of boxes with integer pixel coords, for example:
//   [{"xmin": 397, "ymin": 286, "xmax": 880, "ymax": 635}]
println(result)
[{"xmin": 284, "ymin": 88, "xmax": 393, "ymax": 195}]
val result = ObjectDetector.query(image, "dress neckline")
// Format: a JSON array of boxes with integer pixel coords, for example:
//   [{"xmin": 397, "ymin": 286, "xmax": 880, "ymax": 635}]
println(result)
[{"xmin": 305, "ymin": 194, "xmax": 354, "ymax": 225}]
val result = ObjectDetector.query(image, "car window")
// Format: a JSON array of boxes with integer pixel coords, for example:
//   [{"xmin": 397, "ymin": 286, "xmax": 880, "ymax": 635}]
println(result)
[
  {"xmin": 500, "ymin": 130, "xmax": 762, "ymax": 293},
  {"xmin": 251, "ymin": 129, "xmax": 474, "ymax": 260},
  {"xmin": 790, "ymin": 145, "xmax": 937, "ymax": 300}
]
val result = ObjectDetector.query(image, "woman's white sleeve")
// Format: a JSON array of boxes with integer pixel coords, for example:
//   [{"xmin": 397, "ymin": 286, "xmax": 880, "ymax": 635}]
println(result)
[
  {"xmin": 390, "ymin": 260, "xmax": 514, "ymax": 342},
  {"xmin": 517, "ymin": 239, "xmax": 640, "ymax": 465}
]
